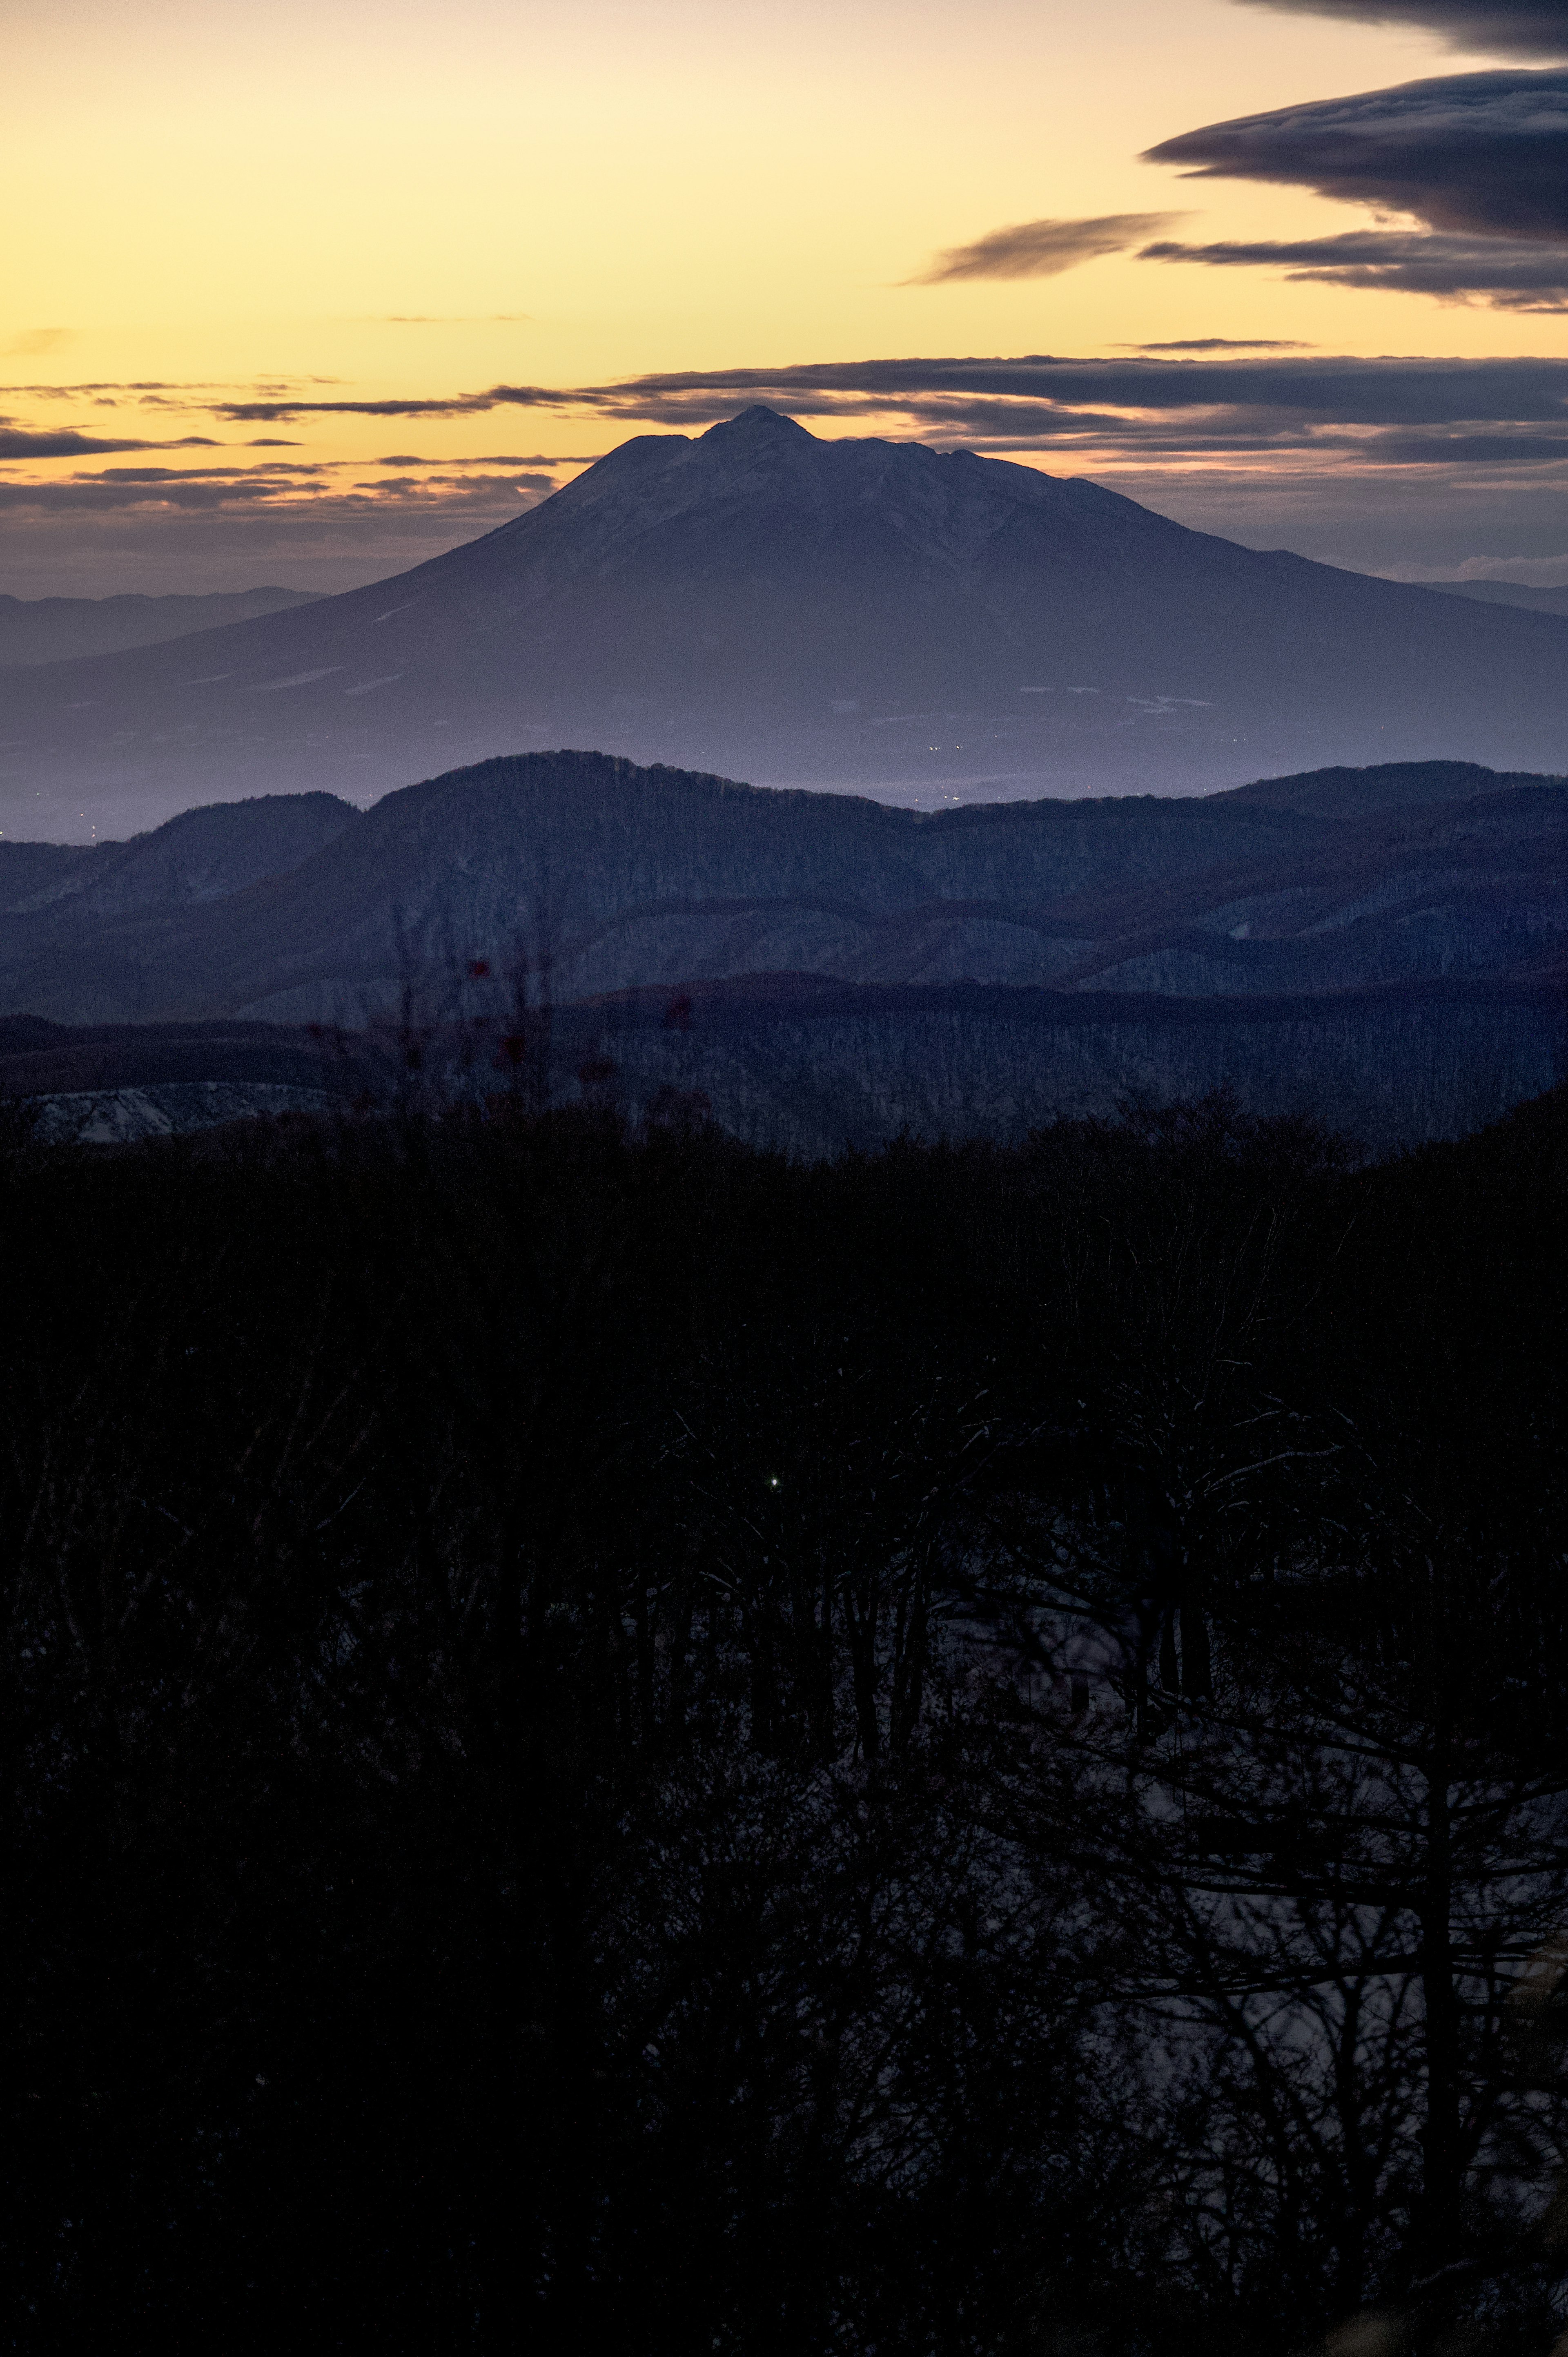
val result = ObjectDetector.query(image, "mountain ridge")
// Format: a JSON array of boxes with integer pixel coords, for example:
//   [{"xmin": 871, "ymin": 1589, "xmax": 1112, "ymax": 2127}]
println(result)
[{"xmin": 0, "ymin": 749, "xmax": 1561, "ymax": 1025}]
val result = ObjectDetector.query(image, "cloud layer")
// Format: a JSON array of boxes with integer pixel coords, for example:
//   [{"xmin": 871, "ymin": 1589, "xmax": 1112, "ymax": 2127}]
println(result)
[
  {"xmin": 75, "ymin": 353, "xmax": 1565, "ymax": 480},
  {"xmin": 908, "ymin": 214, "xmax": 1183, "ymax": 283},
  {"xmin": 0, "ymin": 466, "xmax": 556, "ymax": 517},
  {"xmin": 1232, "ymin": 1, "xmax": 1568, "ymax": 59},
  {"xmin": 1142, "ymin": 226, "xmax": 1568, "ymax": 305},
  {"xmin": 13, "ymin": 356, "xmax": 1568, "ymax": 484},
  {"xmin": 214, "ymin": 390, "xmax": 558, "ymax": 423},
  {"xmin": 0, "ymin": 426, "xmax": 218, "ymax": 459},
  {"xmin": 1123, "ymin": 337, "xmax": 1315, "ymax": 349},
  {"xmin": 544, "ymin": 352, "xmax": 1568, "ymax": 457}
]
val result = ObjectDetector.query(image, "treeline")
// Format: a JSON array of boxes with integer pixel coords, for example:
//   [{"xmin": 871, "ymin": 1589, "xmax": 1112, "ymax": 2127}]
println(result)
[
  {"xmin": 4, "ymin": 1085, "xmax": 1568, "ymax": 2353},
  {"xmin": 584, "ymin": 980, "xmax": 1563, "ymax": 1156}
]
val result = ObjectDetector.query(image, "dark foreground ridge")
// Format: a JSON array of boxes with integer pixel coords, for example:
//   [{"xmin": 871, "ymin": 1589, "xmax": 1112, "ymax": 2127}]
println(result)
[
  {"xmin": 5, "ymin": 972, "xmax": 1561, "ymax": 1153},
  {"xmin": 7, "ymin": 1084, "xmax": 1568, "ymax": 2350},
  {"xmin": 5, "ymin": 406, "xmax": 1568, "ymax": 832}
]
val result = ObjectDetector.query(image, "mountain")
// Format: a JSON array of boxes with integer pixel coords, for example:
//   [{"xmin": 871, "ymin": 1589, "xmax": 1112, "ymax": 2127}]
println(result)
[
  {"xmin": 0, "ymin": 586, "xmax": 321, "ymax": 669},
  {"xmin": 5, "ymin": 409, "xmax": 1568, "ymax": 838},
  {"xmin": 1424, "ymin": 578, "xmax": 1568, "ymax": 620},
  {"xmin": 0, "ymin": 750, "xmax": 1562, "ymax": 1027}
]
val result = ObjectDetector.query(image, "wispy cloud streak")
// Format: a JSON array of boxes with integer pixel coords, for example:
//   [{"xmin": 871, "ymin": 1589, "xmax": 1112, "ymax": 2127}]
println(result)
[
  {"xmin": 906, "ymin": 214, "xmax": 1184, "ymax": 283},
  {"xmin": 0, "ymin": 427, "xmax": 219, "ymax": 458}
]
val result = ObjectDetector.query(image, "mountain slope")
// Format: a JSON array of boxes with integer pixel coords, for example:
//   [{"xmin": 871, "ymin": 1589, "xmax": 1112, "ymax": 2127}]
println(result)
[
  {"xmin": 0, "ymin": 750, "xmax": 1561, "ymax": 1025},
  {"xmin": 5, "ymin": 409, "xmax": 1568, "ymax": 836}
]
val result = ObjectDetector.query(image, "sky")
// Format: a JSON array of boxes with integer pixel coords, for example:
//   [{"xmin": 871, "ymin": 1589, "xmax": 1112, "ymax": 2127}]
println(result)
[{"xmin": 4, "ymin": 0, "xmax": 1568, "ymax": 595}]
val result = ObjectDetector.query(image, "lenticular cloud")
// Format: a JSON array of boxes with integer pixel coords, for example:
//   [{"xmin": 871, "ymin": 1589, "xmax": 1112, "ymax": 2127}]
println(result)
[{"xmin": 1146, "ymin": 68, "xmax": 1568, "ymax": 243}]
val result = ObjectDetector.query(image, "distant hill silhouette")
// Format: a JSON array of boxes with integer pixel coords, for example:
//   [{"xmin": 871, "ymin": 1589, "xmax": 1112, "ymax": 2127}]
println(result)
[
  {"xmin": 1424, "ymin": 579, "xmax": 1568, "ymax": 620},
  {"xmin": 4, "ymin": 409, "xmax": 1568, "ymax": 836},
  {"xmin": 0, "ymin": 586, "xmax": 320, "ymax": 669},
  {"xmin": 0, "ymin": 750, "xmax": 1562, "ymax": 1026}
]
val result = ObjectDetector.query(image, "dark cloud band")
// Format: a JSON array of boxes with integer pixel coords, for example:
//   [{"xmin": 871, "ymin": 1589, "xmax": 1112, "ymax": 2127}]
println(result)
[
  {"xmin": 561, "ymin": 354, "xmax": 1568, "ymax": 471},
  {"xmin": 561, "ymin": 352, "xmax": 1568, "ymax": 428},
  {"xmin": 190, "ymin": 355, "xmax": 1568, "ymax": 452},
  {"xmin": 1232, "ymin": 2, "xmax": 1568, "ymax": 60},
  {"xmin": 0, "ymin": 427, "xmax": 218, "ymax": 459},
  {"xmin": 216, "ymin": 394, "xmax": 511, "ymax": 422},
  {"xmin": 1142, "ymin": 227, "xmax": 1568, "ymax": 305},
  {"xmin": 1122, "ymin": 337, "xmax": 1316, "ymax": 349},
  {"xmin": 0, "ymin": 471, "xmax": 554, "ymax": 516}
]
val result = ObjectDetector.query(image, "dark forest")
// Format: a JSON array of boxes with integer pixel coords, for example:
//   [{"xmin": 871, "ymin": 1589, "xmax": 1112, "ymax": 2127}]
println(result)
[{"xmin": 6, "ymin": 1079, "xmax": 1568, "ymax": 2353}]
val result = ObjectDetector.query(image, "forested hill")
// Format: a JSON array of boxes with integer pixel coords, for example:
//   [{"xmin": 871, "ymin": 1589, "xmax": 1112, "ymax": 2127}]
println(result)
[
  {"xmin": 0, "ymin": 751, "xmax": 1563, "ymax": 1025},
  {"xmin": 7, "ymin": 1079, "xmax": 1568, "ymax": 2349}
]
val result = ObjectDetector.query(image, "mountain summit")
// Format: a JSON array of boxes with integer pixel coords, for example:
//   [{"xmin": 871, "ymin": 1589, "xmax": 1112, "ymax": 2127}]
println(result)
[{"xmin": 5, "ymin": 409, "xmax": 1568, "ymax": 836}]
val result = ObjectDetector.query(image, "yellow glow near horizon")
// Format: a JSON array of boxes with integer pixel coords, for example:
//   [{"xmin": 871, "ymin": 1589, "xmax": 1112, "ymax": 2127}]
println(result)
[{"xmin": 4, "ymin": 0, "xmax": 1566, "ymax": 590}]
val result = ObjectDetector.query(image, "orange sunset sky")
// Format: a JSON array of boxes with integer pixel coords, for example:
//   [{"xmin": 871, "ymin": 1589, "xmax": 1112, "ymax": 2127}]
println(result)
[{"xmin": 5, "ymin": 0, "xmax": 1568, "ymax": 593}]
